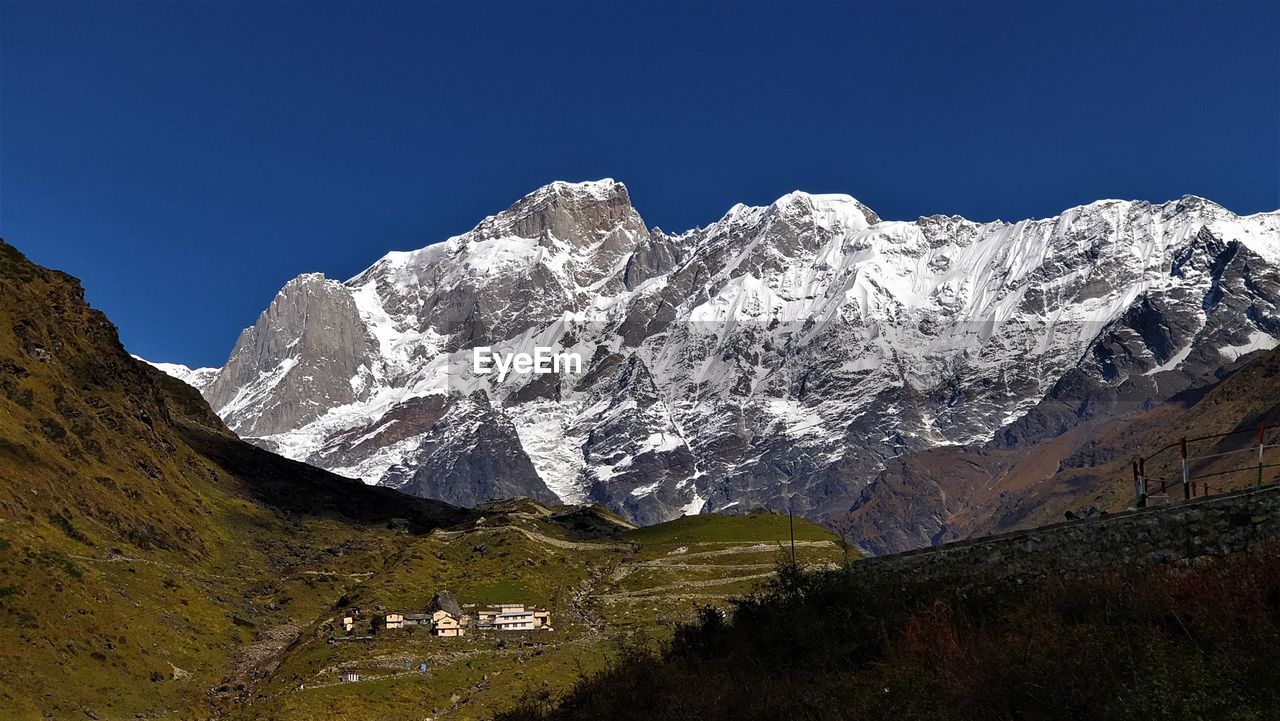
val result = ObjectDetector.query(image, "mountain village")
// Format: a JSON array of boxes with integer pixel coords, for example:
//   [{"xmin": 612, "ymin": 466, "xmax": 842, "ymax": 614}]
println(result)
[{"xmin": 339, "ymin": 591, "xmax": 552, "ymax": 642}]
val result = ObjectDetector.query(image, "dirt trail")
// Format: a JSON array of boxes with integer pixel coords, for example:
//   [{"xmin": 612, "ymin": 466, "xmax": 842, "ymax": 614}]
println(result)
[
  {"xmin": 634, "ymin": 562, "xmax": 777, "ymax": 572},
  {"xmin": 597, "ymin": 593, "xmax": 739, "ymax": 603},
  {"xmin": 595, "ymin": 571, "xmax": 777, "ymax": 600},
  {"xmin": 646, "ymin": 540, "xmax": 836, "ymax": 564},
  {"xmin": 434, "ymin": 525, "xmax": 632, "ymax": 551},
  {"xmin": 605, "ymin": 539, "xmax": 838, "ymax": 584}
]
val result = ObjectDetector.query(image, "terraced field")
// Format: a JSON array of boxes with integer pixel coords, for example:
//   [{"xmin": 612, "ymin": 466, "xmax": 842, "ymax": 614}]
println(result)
[{"xmin": 596, "ymin": 517, "xmax": 843, "ymax": 624}]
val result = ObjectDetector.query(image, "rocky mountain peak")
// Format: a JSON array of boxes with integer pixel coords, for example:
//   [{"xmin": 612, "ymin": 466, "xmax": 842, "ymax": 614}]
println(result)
[
  {"xmin": 203, "ymin": 270, "xmax": 379, "ymax": 437},
  {"xmin": 284, "ymin": 270, "xmax": 331, "ymax": 286},
  {"xmin": 470, "ymin": 178, "xmax": 643, "ymax": 250},
  {"xmin": 156, "ymin": 182, "xmax": 1280, "ymax": 530},
  {"xmin": 1172, "ymin": 194, "xmax": 1226, "ymax": 216},
  {"xmin": 768, "ymin": 191, "xmax": 880, "ymax": 229}
]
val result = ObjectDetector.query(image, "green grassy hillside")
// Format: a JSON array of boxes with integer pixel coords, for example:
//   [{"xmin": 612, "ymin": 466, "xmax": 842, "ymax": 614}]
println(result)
[
  {"xmin": 0, "ymin": 237, "xmax": 848, "ymax": 720},
  {"xmin": 0, "ymin": 238, "xmax": 462, "ymax": 719},
  {"xmin": 622, "ymin": 511, "xmax": 836, "ymax": 545}
]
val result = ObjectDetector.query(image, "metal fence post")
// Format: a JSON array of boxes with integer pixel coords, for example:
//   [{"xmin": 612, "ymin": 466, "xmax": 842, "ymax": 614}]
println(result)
[
  {"xmin": 1137, "ymin": 457, "xmax": 1147, "ymax": 508},
  {"xmin": 1259, "ymin": 422, "xmax": 1267, "ymax": 488},
  {"xmin": 1180, "ymin": 437, "xmax": 1190, "ymax": 501}
]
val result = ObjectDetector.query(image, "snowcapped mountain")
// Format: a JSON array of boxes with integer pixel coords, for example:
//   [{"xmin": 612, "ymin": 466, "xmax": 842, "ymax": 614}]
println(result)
[
  {"xmin": 135, "ymin": 356, "xmax": 220, "ymax": 392},
  {"xmin": 154, "ymin": 180, "xmax": 1280, "ymax": 525}
]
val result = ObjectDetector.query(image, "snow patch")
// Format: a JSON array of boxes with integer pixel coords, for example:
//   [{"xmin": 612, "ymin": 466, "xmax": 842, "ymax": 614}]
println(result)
[{"xmin": 1219, "ymin": 332, "xmax": 1278, "ymax": 362}]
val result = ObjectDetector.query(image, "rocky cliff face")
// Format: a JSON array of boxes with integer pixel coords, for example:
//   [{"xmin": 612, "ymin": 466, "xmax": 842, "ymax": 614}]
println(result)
[
  {"xmin": 204, "ymin": 273, "xmax": 380, "ymax": 438},
  {"xmin": 154, "ymin": 180, "xmax": 1280, "ymax": 529},
  {"xmin": 378, "ymin": 391, "xmax": 558, "ymax": 507}
]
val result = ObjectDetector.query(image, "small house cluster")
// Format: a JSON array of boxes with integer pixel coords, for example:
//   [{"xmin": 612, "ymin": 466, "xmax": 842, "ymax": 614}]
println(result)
[
  {"xmin": 382, "ymin": 609, "xmax": 470, "ymax": 637},
  {"xmin": 341, "ymin": 591, "xmax": 552, "ymax": 640},
  {"xmin": 382, "ymin": 603, "xmax": 552, "ymax": 636}
]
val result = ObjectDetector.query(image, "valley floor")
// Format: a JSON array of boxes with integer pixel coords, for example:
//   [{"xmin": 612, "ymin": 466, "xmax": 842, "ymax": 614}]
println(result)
[{"xmin": 220, "ymin": 508, "xmax": 844, "ymax": 721}]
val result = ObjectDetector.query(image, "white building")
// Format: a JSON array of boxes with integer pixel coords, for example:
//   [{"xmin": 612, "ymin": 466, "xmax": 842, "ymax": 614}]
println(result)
[
  {"xmin": 495, "ymin": 607, "xmax": 536, "ymax": 631},
  {"xmin": 475, "ymin": 604, "xmax": 552, "ymax": 632}
]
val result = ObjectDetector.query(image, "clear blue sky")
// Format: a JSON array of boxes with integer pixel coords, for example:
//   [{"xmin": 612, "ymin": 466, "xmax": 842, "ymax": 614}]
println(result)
[{"xmin": 1, "ymin": 1, "xmax": 1277, "ymax": 368}]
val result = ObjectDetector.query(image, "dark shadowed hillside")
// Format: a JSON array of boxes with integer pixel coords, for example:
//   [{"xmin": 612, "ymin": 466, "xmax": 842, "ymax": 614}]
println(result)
[
  {"xmin": 498, "ymin": 544, "xmax": 1280, "ymax": 721},
  {"xmin": 0, "ymin": 238, "xmax": 467, "ymax": 718}
]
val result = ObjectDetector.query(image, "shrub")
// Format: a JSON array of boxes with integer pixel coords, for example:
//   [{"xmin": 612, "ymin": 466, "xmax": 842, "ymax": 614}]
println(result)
[{"xmin": 499, "ymin": 541, "xmax": 1280, "ymax": 721}]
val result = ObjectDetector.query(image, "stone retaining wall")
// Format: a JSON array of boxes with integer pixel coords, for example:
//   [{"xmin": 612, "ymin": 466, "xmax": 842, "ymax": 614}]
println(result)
[{"xmin": 854, "ymin": 484, "xmax": 1280, "ymax": 583}]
